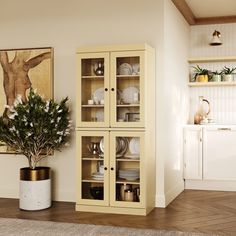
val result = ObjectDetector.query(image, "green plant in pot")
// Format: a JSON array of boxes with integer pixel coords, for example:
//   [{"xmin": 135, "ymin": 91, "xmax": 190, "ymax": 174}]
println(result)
[
  {"xmin": 192, "ymin": 65, "xmax": 210, "ymax": 82},
  {"xmin": 221, "ymin": 66, "xmax": 236, "ymax": 82},
  {"xmin": 0, "ymin": 89, "xmax": 72, "ymax": 210},
  {"xmin": 210, "ymin": 70, "xmax": 222, "ymax": 82}
]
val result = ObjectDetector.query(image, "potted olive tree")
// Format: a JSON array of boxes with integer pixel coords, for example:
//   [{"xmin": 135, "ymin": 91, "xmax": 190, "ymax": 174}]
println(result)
[
  {"xmin": 0, "ymin": 89, "xmax": 72, "ymax": 211},
  {"xmin": 221, "ymin": 66, "xmax": 236, "ymax": 82},
  {"xmin": 192, "ymin": 65, "xmax": 210, "ymax": 82}
]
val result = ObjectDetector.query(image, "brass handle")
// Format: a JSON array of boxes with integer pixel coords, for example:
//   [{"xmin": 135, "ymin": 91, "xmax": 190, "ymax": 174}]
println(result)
[{"xmin": 217, "ymin": 128, "xmax": 231, "ymax": 131}]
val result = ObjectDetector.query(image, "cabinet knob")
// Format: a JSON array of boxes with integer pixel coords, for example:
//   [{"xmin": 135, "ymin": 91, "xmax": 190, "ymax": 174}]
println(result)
[
  {"xmin": 104, "ymin": 167, "xmax": 107, "ymax": 170},
  {"xmin": 111, "ymin": 88, "xmax": 115, "ymax": 91},
  {"xmin": 105, "ymin": 88, "xmax": 108, "ymax": 91},
  {"xmin": 111, "ymin": 167, "xmax": 114, "ymax": 171}
]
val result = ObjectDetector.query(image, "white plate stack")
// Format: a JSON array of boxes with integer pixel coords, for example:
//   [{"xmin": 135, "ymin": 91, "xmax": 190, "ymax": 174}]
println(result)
[
  {"xmin": 118, "ymin": 168, "xmax": 140, "ymax": 181},
  {"xmin": 91, "ymin": 172, "xmax": 104, "ymax": 181}
]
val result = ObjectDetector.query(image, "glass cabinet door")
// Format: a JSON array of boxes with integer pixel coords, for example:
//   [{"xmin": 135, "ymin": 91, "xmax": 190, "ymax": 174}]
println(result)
[
  {"xmin": 109, "ymin": 132, "xmax": 145, "ymax": 208},
  {"xmin": 110, "ymin": 51, "xmax": 145, "ymax": 128},
  {"xmin": 77, "ymin": 53, "xmax": 109, "ymax": 127},
  {"xmin": 77, "ymin": 131, "xmax": 109, "ymax": 206}
]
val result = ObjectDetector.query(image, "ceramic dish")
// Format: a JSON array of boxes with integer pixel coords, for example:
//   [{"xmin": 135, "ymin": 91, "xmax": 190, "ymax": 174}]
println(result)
[
  {"xmin": 93, "ymin": 87, "xmax": 104, "ymax": 103},
  {"xmin": 121, "ymin": 87, "xmax": 139, "ymax": 104},
  {"xmin": 95, "ymin": 110, "xmax": 104, "ymax": 122},
  {"xmin": 118, "ymin": 63, "xmax": 132, "ymax": 75},
  {"xmin": 129, "ymin": 137, "xmax": 140, "ymax": 155}
]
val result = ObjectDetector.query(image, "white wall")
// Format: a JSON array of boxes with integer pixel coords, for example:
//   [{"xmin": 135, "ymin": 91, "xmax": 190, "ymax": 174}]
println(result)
[
  {"xmin": 0, "ymin": 0, "xmax": 164, "ymax": 202},
  {"xmin": 161, "ymin": 0, "xmax": 190, "ymax": 206},
  {"xmin": 0, "ymin": 0, "xmax": 190, "ymax": 207},
  {"xmin": 189, "ymin": 23, "xmax": 236, "ymax": 125}
]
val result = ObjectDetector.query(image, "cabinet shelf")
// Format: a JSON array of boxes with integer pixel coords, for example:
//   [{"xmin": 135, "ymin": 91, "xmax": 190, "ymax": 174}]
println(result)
[
  {"xmin": 82, "ymin": 157, "xmax": 103, "ymax": 161},
  {"xmin": 188, "ymin": 56, "xmax": 236, "ymax": 63},
  {"xmin": 188, "ymin": 81, "xmax": 236, "ymax": 87},
  {"xmin": 116, "ymin": 158, "xmax": 140, "ymax": 162},
  {"xmin": 82, "ymin": 178, "xmax": 103, "ymax": 183},
  {"xmin": 116, "ymin": 178, "xmax": 140, "ymax": 185},
  {"xmin": 82, "ymin": 75, "xmax": 104, "ymax": 79},
  {"xmin": 116, "ymin": 104, "xmax": 140, "ymax": 107},
  {"xmin": 82, "ymin": 105, "xmax": 104, "ymax": 108},
  {"xmin": 116, "ymin": 75, "xmax": 139, "ymax": 78}
]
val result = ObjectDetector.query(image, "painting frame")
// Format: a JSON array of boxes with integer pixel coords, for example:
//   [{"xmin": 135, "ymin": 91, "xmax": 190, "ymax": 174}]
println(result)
[{"xmin": 0, "ymin": 47, "xmax": 54, "ymax": 154}]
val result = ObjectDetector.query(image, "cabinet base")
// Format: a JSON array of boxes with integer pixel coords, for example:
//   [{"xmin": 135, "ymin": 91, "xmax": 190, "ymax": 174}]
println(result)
[
  {"xmin": 75, "ymin": 204, "xmax": 153, "ymax": 216},
  {"xmin": 185, "ymin": 180, "xmax": 236, "ymax": 191}
]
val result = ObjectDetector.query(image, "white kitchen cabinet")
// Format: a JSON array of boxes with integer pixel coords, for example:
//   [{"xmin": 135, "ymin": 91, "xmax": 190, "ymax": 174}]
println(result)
[
  {"xmin": 183, "ymin": 126, "xmax": 202, "ymax": 180},
  {"xmin": 203, "ymin": 126, "xmax": 236, "ymax": 181}
]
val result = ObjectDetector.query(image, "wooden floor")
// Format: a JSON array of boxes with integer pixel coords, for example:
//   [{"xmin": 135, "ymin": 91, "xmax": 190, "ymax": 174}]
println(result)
[{"xmin": 0, "ymin": 190, "xmax": 236, "ymax": 235}]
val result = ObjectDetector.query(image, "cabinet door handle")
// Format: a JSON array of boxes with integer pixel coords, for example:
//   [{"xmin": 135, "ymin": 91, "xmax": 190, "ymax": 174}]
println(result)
[
  {"xmin": 111, "ymin": 167, "xmax": 114, "ymax": 171},
  {"xmin": 104, "ymin": 88, "xmax": 108, "ymax": 91},
  {"xmin": 217, "ymin": 128, "xmax": 231, "ymax": 131},
  {"xmin": 104, "ymin": 167, "xmax": 107, "ymax": 171},
  {"xmin": 111, "ymin": 88, "xmax": 115, "ymax": 91}
]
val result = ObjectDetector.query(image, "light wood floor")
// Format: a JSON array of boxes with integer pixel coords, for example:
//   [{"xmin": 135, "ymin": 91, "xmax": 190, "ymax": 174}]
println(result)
[{"xmin": 0, "ymin": 190, "xmax": 236, "ymax": 235}]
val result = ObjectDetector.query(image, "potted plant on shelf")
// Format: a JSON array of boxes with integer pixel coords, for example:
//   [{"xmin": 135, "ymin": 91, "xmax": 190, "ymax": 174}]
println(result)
[
  {"xmin": 192, "ymin": 65, "xmax": 210, "ymax": 82},
  {"xmin": 210, "ymin": 70, "xmax": 222, "ymax": 82},
  {"xmin": 0, "ymin": 89, "xmax": 72, "ymax": 211},
  {"xmin": 221, "ymin": 66, "xmax": 236, "ymax": 82}
]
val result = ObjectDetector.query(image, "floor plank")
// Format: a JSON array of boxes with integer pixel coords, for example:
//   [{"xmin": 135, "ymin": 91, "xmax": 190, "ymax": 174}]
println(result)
[{"xmin": 0, "ymin": 190, "xmax": 236, "ymax": 235}]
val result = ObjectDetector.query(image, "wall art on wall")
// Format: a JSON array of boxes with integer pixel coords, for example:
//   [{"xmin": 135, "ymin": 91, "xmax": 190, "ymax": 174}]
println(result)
[{"xmin": 0, "ymin": 47, "xmax": 53, "ymax": 153}]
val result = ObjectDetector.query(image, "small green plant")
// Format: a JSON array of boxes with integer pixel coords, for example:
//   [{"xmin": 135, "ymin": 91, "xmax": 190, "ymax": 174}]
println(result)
[
  {"xmin": 221, "ymin": 66, "xmax": 236, "ymax": 75},
  {"xmin": 212, "ymin": 70, "xmax": 222, "ymax": 75},
  {"xmin": 192, "ymin": 65, "xmax": 210, "ymax": 81}
]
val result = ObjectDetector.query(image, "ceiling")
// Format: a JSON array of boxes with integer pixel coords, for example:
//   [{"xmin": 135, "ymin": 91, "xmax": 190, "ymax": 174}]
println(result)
[{"xmin": 172, "ymin": 0, "xmax": 236, "ymax": 25}]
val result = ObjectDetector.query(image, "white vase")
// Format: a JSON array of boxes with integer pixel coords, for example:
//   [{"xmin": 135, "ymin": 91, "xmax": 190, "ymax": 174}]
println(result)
[{"xmin": 19, "ymin": 167, "xmax": 51, "ymax": 211}]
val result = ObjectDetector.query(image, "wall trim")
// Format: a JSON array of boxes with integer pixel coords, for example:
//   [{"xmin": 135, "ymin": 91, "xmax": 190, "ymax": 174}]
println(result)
[
  {"xmin": 172, "ymin": 0, "xmax": 236, "ymax": 25},
  {"xmin": 165, "ymin": 180, "xmax": 184, "ymax": 206},
  {"xmin": 156, "ymin": 180, "xmax": 184, "ymax": 208},
  {"xmin": 185, "ymin": 180, "xmax": 236, "ymax": 191}
]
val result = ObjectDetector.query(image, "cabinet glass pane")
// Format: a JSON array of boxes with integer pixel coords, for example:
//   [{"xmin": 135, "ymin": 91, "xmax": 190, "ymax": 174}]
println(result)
[
  {"xmin": 81, "ymin": 58, "xmax": 105, "ymax": 122},
  {"xmin": 115, "ymin": 136, "xmax": 140, "ymax": 203},
  {"xmin": 116, "ymin": 57, "xmax": 140, "ymax": 123},
  {"xmin": 81, "ymin": 136, "xmax": 104, "ymax": 200}
]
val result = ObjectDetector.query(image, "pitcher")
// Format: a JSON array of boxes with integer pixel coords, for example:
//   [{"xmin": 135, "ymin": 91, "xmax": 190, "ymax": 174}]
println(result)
[{"xmin": 194, "ymin": 96, "xmax": 210, "ymax": 124}]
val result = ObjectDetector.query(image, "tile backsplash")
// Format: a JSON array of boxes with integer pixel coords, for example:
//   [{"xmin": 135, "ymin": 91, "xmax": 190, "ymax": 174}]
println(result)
[
  {"xmin": 189, "ymin": 23, "xmax": 236, "ymax": 124},
  {"xmin": 189, "ymin": 86, "xmax": 236, "ymax": 124}
]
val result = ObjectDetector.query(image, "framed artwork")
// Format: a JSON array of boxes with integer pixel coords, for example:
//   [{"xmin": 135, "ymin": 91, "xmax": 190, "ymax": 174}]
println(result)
[{"xmin": 0, "ymin": 47, "xmax": 53, "ymax": 153}]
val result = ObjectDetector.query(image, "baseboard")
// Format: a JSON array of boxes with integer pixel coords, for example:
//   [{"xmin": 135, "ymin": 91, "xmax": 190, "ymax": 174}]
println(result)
[
  {"xmin": 155, "ymin": 194, "xmax": 166, "ymax": 208},
  {"xmin": 155, "ymin": 180, "xmax": 184, "ymax": 208},
  {"xmin": 165, "ymin": 180, "xmax": 184, "ymax": 206},
  {"xmin": 0, "ymin": 188, "xmax": 18, "ymax": 199},
  {"xmin": 185, "ymin": 180, "xmax": 236, "ymax": 191}
]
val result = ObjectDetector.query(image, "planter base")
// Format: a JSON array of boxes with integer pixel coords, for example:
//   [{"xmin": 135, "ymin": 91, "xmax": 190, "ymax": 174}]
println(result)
[{"xmin": 19, "ymin": 167, "xmax": 51, "ymax": 211}]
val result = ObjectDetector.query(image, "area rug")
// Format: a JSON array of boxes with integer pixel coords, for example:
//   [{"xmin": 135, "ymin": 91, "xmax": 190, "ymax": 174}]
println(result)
[{"xmin": 0, "ymin": 218, "xmax": 219, "ymax": 236}]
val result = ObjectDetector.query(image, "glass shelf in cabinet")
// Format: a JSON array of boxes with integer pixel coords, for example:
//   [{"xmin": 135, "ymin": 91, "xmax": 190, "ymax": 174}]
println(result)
[
  {"xmin": 116, "ymin": 75, "xmax": 140, "ymax": 78},
  {"xmin": 82, "ymin": 178, "xmax": 104, "ymax": 183},
  {"xmin": 116, "ymin": 178, "xmax": 140, "ymax": 185},
  {"xmin": 116, "ymin": 158, "xmax": 140, "ymax": 162},
  {"xmin": 81, "ymin": 75, "xmax": 104, "ymax": 79}
]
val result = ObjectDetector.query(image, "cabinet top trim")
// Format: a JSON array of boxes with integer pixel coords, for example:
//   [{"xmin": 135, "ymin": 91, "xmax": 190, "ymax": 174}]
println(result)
[
  {"xmin": 188, "ymin": 56, "xmax": 236, "ymax": 63},
  {"xmin": 76, "ymin": 43, "xmax": 154, "ymax": 53}
]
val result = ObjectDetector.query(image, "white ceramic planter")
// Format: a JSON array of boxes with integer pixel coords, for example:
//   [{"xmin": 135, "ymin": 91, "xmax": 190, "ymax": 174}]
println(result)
[
  {"xmin": 212, "ymin": 74, "xmax": 221, "ymax": 82},
  {"xmin": 19, "ymin": 167, "xmax": 51, "ymax": 211},
  {"xmin": 222, "ymin": 74, "xmax": 234, "ymax": 82}
]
